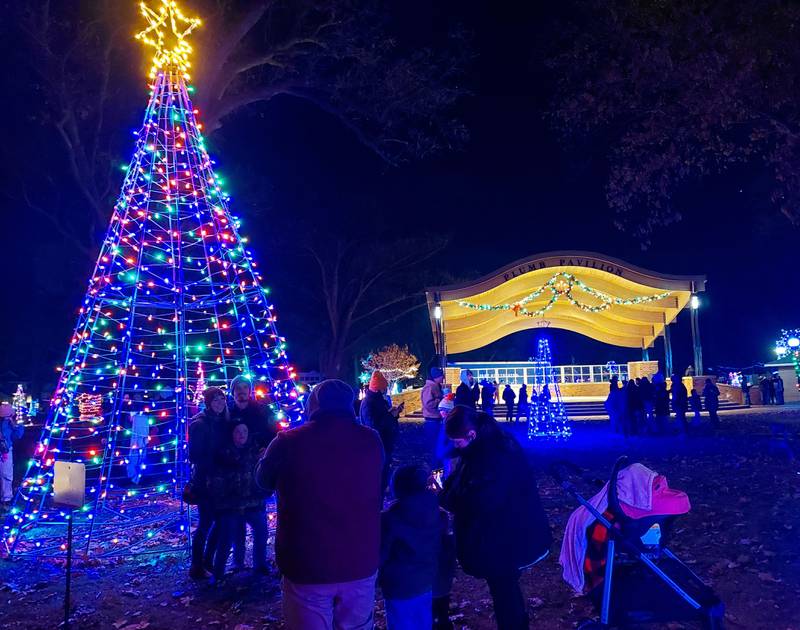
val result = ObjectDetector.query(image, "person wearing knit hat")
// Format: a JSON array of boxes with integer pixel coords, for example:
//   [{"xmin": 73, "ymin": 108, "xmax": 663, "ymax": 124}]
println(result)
[
  {"xmin": 305, "ymin": 378, "xmax": 358, "ymax": 421},
  {"xmin": 437, "ymin": 392, "xmax": 455, "ymax": 419},
  {"xmin": 202, "ymin": 386, "xmax": 226, "ymax": 410},
  {"xmin": 0, "ymin": 401, "xmax": 24, "ymax": 508},
  {"xmin": 368, "ymin": 370, "xmax": 389, "ymax": 393},
  {"xmin": 422, "ymin": 367, "xmax": 445, "ymax": 421},
  {"xmin": 186, "ymin": 387, "xmax": 230, "ymax": 579},
  {"xmin": 256, "ymin": 380, "xmax": 383, "ymax": 628},
  {"xmin": 421, "ymin": 366, "xmax": 446, "ymax": 473},
  {"xmin": 361, "ymin": 371, "xmax": 403, "ymax": 493}
]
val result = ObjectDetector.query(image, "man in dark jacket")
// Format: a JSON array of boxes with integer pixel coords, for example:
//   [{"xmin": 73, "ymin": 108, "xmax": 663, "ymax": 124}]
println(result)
[
  {"xmin": 359, "ymin": 370, "xmax": 401, "ymax": 491},
  {"xmin": 653, "ymin": 376, "xmax": 670, "ymax": 434},
  {"xmin": 670, "ymin": 374, "xmax": 689, "ymax": 433},
  {"xmin": 229, "ymin": 375, "xmax": 277, "ymax": 451},
  {"xmin": 480, "ymin": 380, "xmax": 495, "ymax": 415},
  {"xmin": 471, "ymin": 378, "xmax": 481, "ymax": 406},
  {"xmin": 502, "ymin": 384, "xmax": 515, "ymax": 422},
  {"xmin": 256, "ymin": 379, "xmax": 384, "ymax": 630},
  {"xmin": 702, "ymin": 378, "xmax": 721, "ymax": 425},
  {"xmin": 440, "ymin": 406, "xmax": 551, "ymax": 630},
  {"xmin": 454, "ymin": 370, "xmax": 477, "ymax": 408},
  {"xmin": 773, "ymin": 372, "xmax": 785, "ymax": 405}
]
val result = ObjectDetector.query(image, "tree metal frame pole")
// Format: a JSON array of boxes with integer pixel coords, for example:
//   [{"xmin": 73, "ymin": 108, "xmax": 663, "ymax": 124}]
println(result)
[
  {"xmin": 433, "ymin": 293, "xmax": 447, "ymax": 379},
  {"xmin": 690, "ymin": 293, "xmax": 703, "ymax": 376},
  {"xmin": 64, "ymin": 509, "xmax": 73, "ymax": 629}
]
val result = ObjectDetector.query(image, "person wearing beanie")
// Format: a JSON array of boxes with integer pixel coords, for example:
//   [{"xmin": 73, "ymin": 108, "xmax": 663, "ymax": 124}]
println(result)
[
  {"xmin": 0, "ymin": 402, "xmax": 24, "ymax": 509},
  {"xmin": 440, "ymin": 405, "xmax": 551, "ymax": 630},
  {"xmin": 369, "ymin": 370, "xmax": 389, "ymax": 394},
  {"xmin": 421, "ymin": 367, "xmax": 445, "ymax": 421},
  {"xmin": 187, "ymin": 386, "xmax": 230, "ymax": 579},
  {"xmin": 257, "ymin": 380, "xmax": 384, "ymax": 629},
  {"xmin": 379, "ymin": 464, "xmax": 451, "ymax": 630},
  {"xmin": 360, "ymin": 371, "xmax": 402, "ymax": 492},
  {"xmin": 437, "ymin": 392, "xmax": 455, "ymax": 419},
  {"xmin": 453, "ymin": 369, "xmax": 477, "ymax": 409}
]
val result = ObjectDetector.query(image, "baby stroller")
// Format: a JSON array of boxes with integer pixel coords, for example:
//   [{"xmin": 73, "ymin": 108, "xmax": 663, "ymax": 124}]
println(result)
[{"xmin": 551, "ymin": 456, "xmax": 725, "ymax": 629}]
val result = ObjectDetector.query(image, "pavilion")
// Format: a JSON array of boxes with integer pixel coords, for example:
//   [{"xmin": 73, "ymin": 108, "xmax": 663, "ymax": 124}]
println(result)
[{"xmin": 425, "ymin": 251, "xmax": 707, "ymax": 395}]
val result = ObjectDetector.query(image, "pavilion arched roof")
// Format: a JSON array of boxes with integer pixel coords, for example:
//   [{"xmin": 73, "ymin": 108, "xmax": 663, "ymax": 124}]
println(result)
[{"xmin": 425, "ymin": 251, "xmax": 706, "ymax": 353}]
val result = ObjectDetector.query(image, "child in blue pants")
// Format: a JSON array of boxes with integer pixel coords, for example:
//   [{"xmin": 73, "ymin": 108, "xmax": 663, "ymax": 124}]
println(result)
[{"xmin": 380, "ymin": 465, "xmax": 449, "ymax": 630}]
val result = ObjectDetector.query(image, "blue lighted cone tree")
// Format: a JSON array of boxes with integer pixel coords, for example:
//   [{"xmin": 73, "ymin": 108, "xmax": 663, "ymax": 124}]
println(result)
[
  {"xmin": 528, "ymin": 338, "xmax": 571, "ymax": 439},
  {"xmin": 2, "ymin": 1, "xmax": 303, "ymax": 556}
]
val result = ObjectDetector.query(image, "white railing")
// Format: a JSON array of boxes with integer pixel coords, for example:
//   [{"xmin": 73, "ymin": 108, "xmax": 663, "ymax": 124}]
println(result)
[{"xmin": 453, "ymin": 362, "xmax": 629, "ymax": 385}]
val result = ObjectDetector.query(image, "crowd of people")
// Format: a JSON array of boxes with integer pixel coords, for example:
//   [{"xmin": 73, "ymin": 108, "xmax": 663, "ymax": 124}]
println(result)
[
  {"xmin": 758, "ymin": 371, "xmax": 786, "ymax": 405},
  {"xmin": 445, "ymin": 368, "xmax": 554, "ymax": 424},
  {"xmin": 183, "ymin": 362, "xmax": 787, "ymax": 628},
  {"xmin": 604, "ymin": 372, "xmax": 721, "ymax": 436},
  {"xmin": 186, "ymin": 368, "xmax": 551, "ymax": 629}
]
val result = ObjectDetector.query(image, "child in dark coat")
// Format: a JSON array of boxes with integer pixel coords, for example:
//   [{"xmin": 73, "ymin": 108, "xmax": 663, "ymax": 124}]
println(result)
[
  {"xmin": 380, "ymin": 465, "xmax": 451, "ymax": 630},
  {"xmin": 209, "ymin": 422, "xmax": 269, "ymax": 579}
]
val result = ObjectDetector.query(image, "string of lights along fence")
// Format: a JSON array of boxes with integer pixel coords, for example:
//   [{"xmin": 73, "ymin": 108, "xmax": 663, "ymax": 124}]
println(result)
[
  {"xmin": 2, "ymin": 0, "xmax": 304, "ymax": 556},
  {"xmin": 457, "ymin": 271, "xmax": 672, "ymax": 318}
]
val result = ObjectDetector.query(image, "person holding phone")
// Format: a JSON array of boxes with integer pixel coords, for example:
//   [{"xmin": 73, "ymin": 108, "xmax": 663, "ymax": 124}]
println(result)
[
  {"xmin": 440, "ymin": 405, "xmax": 551, "ymax": 629},
  {"xmin": 359, "ymin": 371, "xmax": 402, "ymax": 494}
]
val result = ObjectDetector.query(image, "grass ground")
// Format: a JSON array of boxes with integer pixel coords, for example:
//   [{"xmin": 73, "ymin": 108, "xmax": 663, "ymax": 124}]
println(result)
[{"xmin": 1, "ymin": 405, "xmax": 799, "ymax": 629}]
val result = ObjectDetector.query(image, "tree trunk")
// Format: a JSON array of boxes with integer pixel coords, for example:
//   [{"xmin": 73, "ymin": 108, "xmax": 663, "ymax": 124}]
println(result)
[{"xmin": 320, "ymin": 336, "xmax": 349, "ymax": 380}]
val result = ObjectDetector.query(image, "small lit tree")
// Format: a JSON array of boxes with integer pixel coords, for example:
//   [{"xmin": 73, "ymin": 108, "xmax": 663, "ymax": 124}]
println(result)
[
  {"xmin": 362, "ymin": 344, "xmax": 420, "ymax": 389},
  {"xmin": 775, "ymin": 329, "xmax": 800, "ymax": 384}
]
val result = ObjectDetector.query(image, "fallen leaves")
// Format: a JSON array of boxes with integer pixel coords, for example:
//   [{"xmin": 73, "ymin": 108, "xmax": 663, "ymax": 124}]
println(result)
[{"xmin": 1, "ymin": 415, "xmax": 799, "ymax": 630}]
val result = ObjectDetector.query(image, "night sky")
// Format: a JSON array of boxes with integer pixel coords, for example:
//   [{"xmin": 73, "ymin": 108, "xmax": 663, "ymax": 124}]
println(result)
[{"xmin": 1, "ymin": 1, "xmax": 798, "ymax": 392}]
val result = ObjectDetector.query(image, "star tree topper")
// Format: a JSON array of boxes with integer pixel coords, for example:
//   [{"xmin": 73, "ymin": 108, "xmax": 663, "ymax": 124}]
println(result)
[{"xmin": 135, "ymin": 0, "xmax": 201, "ymax": 79}]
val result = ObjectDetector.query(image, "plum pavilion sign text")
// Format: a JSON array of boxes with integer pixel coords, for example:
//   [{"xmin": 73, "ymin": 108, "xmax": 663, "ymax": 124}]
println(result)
[{"xmin": 501, "ymin": 256, "xmax": 625, "ymax": 283}]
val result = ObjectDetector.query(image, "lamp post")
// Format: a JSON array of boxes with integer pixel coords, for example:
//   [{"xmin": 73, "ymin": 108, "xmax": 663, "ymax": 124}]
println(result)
[
  {"xmin": 433, "ymin": 295, "xmax": 447, "ymax": 376},
  {"xmin": 689, "ymin": 294, "xmax": 703, "ymax": 376},
  {"xmin": 663, "ymin": 324, "xmax": 674, "ymax": 376}
]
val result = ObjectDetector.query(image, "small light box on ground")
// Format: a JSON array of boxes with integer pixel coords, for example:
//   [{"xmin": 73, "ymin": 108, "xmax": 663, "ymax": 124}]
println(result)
[{"xmin": 53, "ymin": 462, "xmax": 86, "ymax": 510}]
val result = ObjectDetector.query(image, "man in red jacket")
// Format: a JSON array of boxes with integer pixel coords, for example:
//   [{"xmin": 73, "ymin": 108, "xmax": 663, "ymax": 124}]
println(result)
[{"xmin": 256, "ymin": 379, "xmax": 384, "ymax": 630}]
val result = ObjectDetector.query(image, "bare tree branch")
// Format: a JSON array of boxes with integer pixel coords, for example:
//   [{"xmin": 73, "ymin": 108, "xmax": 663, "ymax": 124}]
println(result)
[{"xmin": 22, "ymin": 189, "xmax": 93, "ymax": 258}]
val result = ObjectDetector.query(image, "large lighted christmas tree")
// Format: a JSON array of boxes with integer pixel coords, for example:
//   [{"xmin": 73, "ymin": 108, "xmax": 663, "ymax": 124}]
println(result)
[{"xmin": 3, "ymin": 1, "xmax": 302, "ymax": 556}]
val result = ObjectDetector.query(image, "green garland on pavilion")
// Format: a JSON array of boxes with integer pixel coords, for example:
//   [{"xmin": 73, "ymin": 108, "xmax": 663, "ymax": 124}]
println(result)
[{"xmin": 457, "ymin": 271, "xmax": 672, "ymax": 318}]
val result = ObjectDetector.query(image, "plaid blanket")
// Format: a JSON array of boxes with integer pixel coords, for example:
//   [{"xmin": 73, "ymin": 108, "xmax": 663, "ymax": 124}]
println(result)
[{"xmin": 584, "ymin": 509, "xmax": 615, "ymax": 592}]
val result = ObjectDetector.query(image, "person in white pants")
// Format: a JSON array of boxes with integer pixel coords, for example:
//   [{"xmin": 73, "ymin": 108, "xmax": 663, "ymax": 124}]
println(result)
[{"xmin": 0, "ymin": 402, "xmax": 24, "ymax": 507}]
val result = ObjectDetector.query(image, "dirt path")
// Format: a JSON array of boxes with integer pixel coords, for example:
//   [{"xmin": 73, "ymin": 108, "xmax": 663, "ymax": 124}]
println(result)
[{"xmin": 1, "ymin": 408, "xmax": 799, "ymax": 629}]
